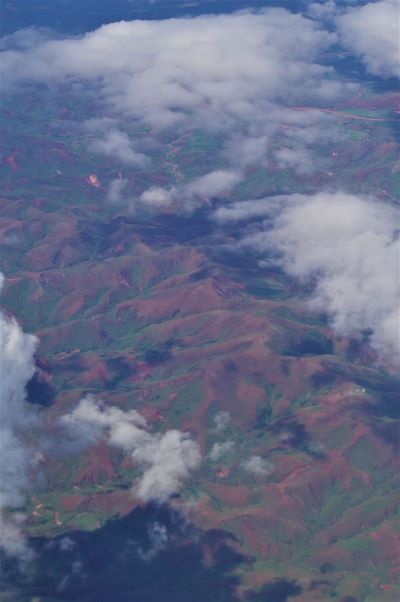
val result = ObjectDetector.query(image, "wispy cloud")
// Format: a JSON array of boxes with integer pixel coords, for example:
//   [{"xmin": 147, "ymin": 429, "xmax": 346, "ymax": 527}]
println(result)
[
  {"xmin": 138, "ymin": 169, "xmax": 242, "ymax": 210},
  {"xmin": 88, "ymin": 129, "xmax": 149, "ymax": 167},
  {"xmin": 213, "ymin": 411, "xmax": 231, "ymax": 433},
  {"xmin": 136, "ymin": 521, "xmax": 168, "ymax": 561},
  {"xmin": 107, "ymin": 178, "xmax": 128, "ymax": 203}
]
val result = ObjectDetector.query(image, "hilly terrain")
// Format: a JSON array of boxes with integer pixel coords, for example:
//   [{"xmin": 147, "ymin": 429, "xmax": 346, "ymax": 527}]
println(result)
[{"xmin": 0, "ymin": 4, "xmax": 399, "ymax": 601}]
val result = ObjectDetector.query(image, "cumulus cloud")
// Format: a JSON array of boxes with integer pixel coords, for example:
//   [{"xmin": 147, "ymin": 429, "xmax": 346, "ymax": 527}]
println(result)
[
  {"xmin": 139, "ymin": 185, "xmax": 176, "ymax": 207},
  {"xmin": 337, "ymin": 0, "xmax": 400, "ymax": 78},
  {"xmin": 209, "ymin": 441, "xmax": 234, "ymax": 462},
  {"xmin": 0, "ymin": 26, "xmax": 54, "ymax": 52},
  {"xmin": 308, "ymin": 1, "xmax": 338, "ymax": 21},
  {"xmin": 241, "ymin": 456, "xmax": 272, "ymax": 476},
  {"xmin": 60, "ymin": 396, "xmax": 201, "ymax": 503},
  {"xmin": 133, "ymin": 429, "xmax": 201, "ymax": 502},
  {"xmin": 235, "ymin": 192, "xmax": 399, "ymax": 364},
  {"xmin": 0, "ymin": 273, "xmax": 39, "ymax": 562}
]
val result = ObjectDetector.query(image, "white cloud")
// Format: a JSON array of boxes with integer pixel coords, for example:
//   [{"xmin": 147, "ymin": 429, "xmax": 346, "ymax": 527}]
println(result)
[
  {"xmin": 59, "ymin": 536, "xmax": 75, "ymax": 552},
  {"xmin": 308, "ymin": 1, "xmax": 338, "ymax": 21},
  {"xmin": 2, "ymin": 10, "xmax": 318, "ymax": 100},
  {"xmin": 60, "ymin": 396, "xmax": 201, "ymax": 503},
  {"xmin": 209, "ymin": 440, "xmax": 234, "ymax": 461},
  {"xmin": 139, "ymin": 185, "xmax": 176, "ymax": 207},
  {"xmin": 274, "ymin": 147, "xmax": 315, "ymax": 175},
  {"xmin": 0, "ymin": 8, "xmax": 349, "ymax": 175},
  {"xmin": 241, "ymin": 456, "xmax": 272, "ymax": 476},
  {"xmin": 0, "ymin": 291, "xmax": 199, "ymax": 554},
  {"xmin": 107, "ymin": 178, "xmax": 128, "ymax": 203},
  {"xmin": 136, "ymin": 521, "xmax": 168, "ymax": 561},
  {"xmin": 223, "ymin": 104, "xmax": 339, "ymax": 174},
  {"xmin": 0, "ymin": 26, "xmax": 53, "ymax": 52},
  {"xmin": 223, "ymin": 134, "xmax": 269, "ymax": 169},
  {"xmin": 138, "ymin": 170, "xmax": 241, "ymax": 210},
  {"xmin": 0, "ymin": 273, "xmax": 39, "ymax": 562},
  {"xmin": 133, "ymin": 429, "xmax": 200, "ymax": 502},
  {"xmin": 213, "ymin": 411, "xmax": 231, "ymax": 433},
  {"xmin": 212, "ymin": 198, "xmax": 273, "ymax": 223},
  {"xmin": 87, "ymin": 129, "xmax": 149, "ymax": 167},
  {"xmin": 238, "ymin": 192, "xmax": 400, "ymax": 364},
  {"xmin": 337, "ymin": 0, "xmax": 400, "ymax": 78},
  {"xmin": 183, "ymin": 170, "xmax": 242, "ymax": 199}
]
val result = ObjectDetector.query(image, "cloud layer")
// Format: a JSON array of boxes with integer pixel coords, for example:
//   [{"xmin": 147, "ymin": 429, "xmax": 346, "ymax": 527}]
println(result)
[
  {"xmin": 0, "ymin": 9, "xmax": 352, "ymax": 175},
  {"xmin": 0, "ymin": 10, "xmax": 339, "ymax": 125}
]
